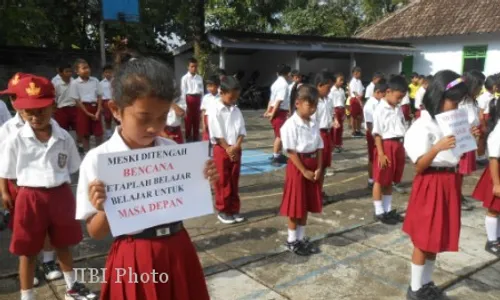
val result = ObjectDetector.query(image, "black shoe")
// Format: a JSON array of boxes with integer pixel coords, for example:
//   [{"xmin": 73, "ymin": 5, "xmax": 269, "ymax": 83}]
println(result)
[
  {"xmin": 286, "ymin": 240, "xmax": 311, "ymax": 256},
  {"xmin": 65, "ymin": 281, "xmax": 98, "ymax": 300},
  {"xmin": 424, "ymin": 282, "xmax": 445, "ymax": 299},
  {"xmin": 42, "ymin": 260, "xmax": 63, "ymax": 281},
  {"xmin": 77, "ymin": 145, "xmax": 85, "ymax": 154},
  {"xmin": 374, "ymin": 213, "xmax": 399, "ymax": 225},
  {"xmin": 476, "ymin": 159, "xmax": 488, "ymax": 167},
  {"xmin": 271, "ymin": 157, "xmax": 283, "ymax": 167},
  {"xmin": 0, "ymin": 210, "xmax": 10, "ymax": 231},
  {"xmin": 301, "ymin": 237, "xmax": 320, "ymax": 254},
  {"xmin": 387, "ymin": 209, "xmax": 405, "ymax": 223},
  {"xmin": 406, "ymin": 283, "xmax": 441, "ymax": 300},
  {"xmin": 277, "ymin": 154, "xmax": 288, "ymax": 164},
  {"xmin": 368, "ymin": 181, "xmax": 374, "ymax": 188},
  {"xmin": 334, "ymin": 147, "xmax": 342, "ymax": 153},
  {"xmin": 485, "ymin": 240, "xmax": 500, "ymax": 256},
  {"xmin": 460, "ymin": 196, "xmax": 474, "ymax": 211},
  {"xmin": 217, "ymin": 212, "xmax": 236, "ymax": 224}
]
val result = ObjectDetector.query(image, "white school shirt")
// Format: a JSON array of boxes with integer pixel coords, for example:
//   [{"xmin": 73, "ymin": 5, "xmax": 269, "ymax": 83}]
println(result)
[
  {"xmin": 371, "ymin": 99, "xmax": 406, "ymax": 139},
  {"xmin": 200, "ymin": 93, "xmax": 220, "ymax": 116},
  {"xmin": 0, "ymin": 100, "xmax": 11, "ymax": 126},
  {"xmin": 180, "ymin": 72, "xmax": 204, "ymax": 102},
  {"xmin": 54, "ymin": 78, "xmax": 75, "ymax": 108},
  {"xmin": 280, "ymin": 112, "xmax": 324, "ymax": 153},
  {"xmin": 329, "ymin": 86, "xmax": 346, "ymax": 108},
  {"xmin": 478, "ymin": 91, "xmax": 494, "ymax": 114},
  {"xmin": 100, "ymin": 78, "xmax": 113, "ymax": 100},
  {"xmin": 166, "ymin": 97, "xmax": 187, "ymax": 127},
  {"xmin": 414, "ymin": 86, "xmax": 426, "ymax": 110},
  {"xmin": 0, "ymin": 113, "xmax": 24, "ymax": 143},
  {"xmin": 458, "ymin": 100, "xmax": 480, "ymax": 127},
  {"xmin": 208, "ymin": 100, "xmax": 246, "ymax": 146},
  {"xmin": 269, "ymin": 76, "xmax": 290, "ymax": 110},
  {"xmin": 75, "ymin": 128, "xmax": 177, "ymax": 223},
  {"xmin": 365, "ymin": 82, "xmax": 375, "ymax": 100},
  {"xmin": 51, "ymin": 74, "xmax": 62, "ymax": 86},
  {"xmin": 0, "ymin": 119, "xmax": 81, "ymax": 188},
  {"xmin": 363, "ymin": 97, "xmax": 380, "ymax": 127},
  {"xmin": 349, "ymin": 78, "xmax": 364, "ymax": 98},
  {"xmin": 401, "ymin": 92, "xmax": 410, "ymax": 105},
  {"xmin": 487, "ymin": 121, "xmax": 500, "ymax": 158},
  {"xmin": 69, "ymin": 76, "xmax": 103, "ymax": 103},
  {"xmin": 404, "ymin": 110, "xmax": 460, "ymax": 167},
  {"xmin": 312, "ymin": 97, "xmax": 333, "ymax": 129}
]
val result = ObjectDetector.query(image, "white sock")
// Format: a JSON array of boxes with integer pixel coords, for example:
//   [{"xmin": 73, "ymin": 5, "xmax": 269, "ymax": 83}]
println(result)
[
  {"xmin": 63, "ymin": 271, "xmax": 76, "ymax": 290},
  {"xmin": 273, "ymin": 153, "xmax": 280, "ymax": 158},
  {"xmin": 410, "ymin": 263, "xmax": 425, "ymax": 292},
  {"xmin": 382, "ymin": 195, "xmax": 392, "ymax": 212},
  {"xmin": 297, "ymin": 225, "xmax": 305, "ymax": 241},
  {"xmin": 422, "ymin": 259, "xmax": 435, "ymax": 285},
  {"xmin": 374, "ymin": 200, "xmax": 384, "ymax": 215},
  {"xmin": 21, "ymin": 289, "xmax": 34, "ymax": 300},
  {"xmin": 368, "ymin": 178, "xmax": 374, "ymax": 184},
  {"xmin": 287, "ymin": 229, "xmax": 297, "ymax": 243},
  {"xmin": 42, "ymin": 251, "xmax": 55, "ymax": 263},
  {"xmin": 485, "ymin": 216, "xmax": 498, "ymax": 242}
]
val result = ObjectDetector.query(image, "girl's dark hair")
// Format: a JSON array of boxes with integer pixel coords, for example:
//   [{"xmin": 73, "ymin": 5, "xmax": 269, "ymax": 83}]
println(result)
[
  {"xmin": 314, "ymin": 71, "xmax": 334, "ymax": 86},
  {"xmin": 487, "ymin": 98, "xmax": 500, "ymax": 137},
  {"xmin": 463, "ymin": 70, "xmax": 485, "ymax": 101},
  {"xmin": 277, "ymin": 64, "xmax": 291, "ymax": 76},
  {"xmin": 422, "ymin": 70, "xmax": 468, "ymax": 119},
  {"xmin": 112, "ymin": 49, "xmax": 177, "ymax": 108},
  {"xmin": 485, "ymin": 75, "xmax": 496, "ymax": 92},
  {"xmin": 219, "ymin": 76, "xmax": 241, "ymax": 92},
  {"xmin": 295, "ymin": 84, "xmax": 319, "ymax": 105}
]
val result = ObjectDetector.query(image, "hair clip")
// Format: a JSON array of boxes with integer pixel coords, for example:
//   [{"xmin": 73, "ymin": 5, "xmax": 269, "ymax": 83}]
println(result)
[{"xmin": 445, "ymin": 77, "xmax": 464, "ymax": 91}]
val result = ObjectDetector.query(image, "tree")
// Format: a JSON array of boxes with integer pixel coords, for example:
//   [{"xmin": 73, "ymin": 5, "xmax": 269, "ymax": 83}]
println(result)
[{"xmin": 360, "ymin": 0, "xmax": 409, "ymax": 25}]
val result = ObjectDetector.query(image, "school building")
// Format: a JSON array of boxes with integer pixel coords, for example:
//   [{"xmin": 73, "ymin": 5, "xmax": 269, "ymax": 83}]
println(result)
[
  {"xmin": 172, "ymin": 30, "xmax": 416, "ymax": 88},
  {"xmin": 356, "ymin": 0, "xmax": 500, "ymax": 77}
]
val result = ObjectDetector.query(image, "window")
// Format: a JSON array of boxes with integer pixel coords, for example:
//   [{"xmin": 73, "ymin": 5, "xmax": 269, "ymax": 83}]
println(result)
[{"xmin": 463, "ymin": 45, "xmax": 487, "ymax": 73}]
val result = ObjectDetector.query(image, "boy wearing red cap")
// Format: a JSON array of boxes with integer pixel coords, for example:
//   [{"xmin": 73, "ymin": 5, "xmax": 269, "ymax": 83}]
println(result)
[{"xmin": 0, "ymin": 75, "xmax": 96, "ymax": 300}]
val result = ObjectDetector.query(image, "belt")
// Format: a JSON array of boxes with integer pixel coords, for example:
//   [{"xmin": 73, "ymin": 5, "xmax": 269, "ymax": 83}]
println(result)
[
  {"xmin": 384, "ymin": 137, "xmax": 404, "ymax": 142},
  {"xmin": 165, "ymin": 125, "xmax": 180, "ymax": 131},
  {"xmin": 115, "ymin": 222, "xmax": 184, "ymax": 240},
  {"xmin": 320, "ymin": 128, "xmax": 331, "ymax": 133},
  {"xmin": 299, "ymin": 152, "xmax": 317, "ymax": 158},
  {"xmin": 427, "ymin": 166, "xmax": 458, "ymax": 173}
]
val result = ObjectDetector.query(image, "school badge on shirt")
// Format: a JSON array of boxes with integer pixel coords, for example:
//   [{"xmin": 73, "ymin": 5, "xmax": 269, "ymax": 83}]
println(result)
[{"xmin": 58, "ymin": 153, "xmax": 68, "ymax": 168}]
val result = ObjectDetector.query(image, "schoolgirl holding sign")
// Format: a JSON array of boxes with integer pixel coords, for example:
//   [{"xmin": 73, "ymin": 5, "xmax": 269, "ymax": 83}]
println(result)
[
  {"xmin": 76, "ymin": 50, "xmax": 218, "ymax": 300},
  {"xmin": 403, "ymin": 70, "xmax": 468, "ymax": 300}
]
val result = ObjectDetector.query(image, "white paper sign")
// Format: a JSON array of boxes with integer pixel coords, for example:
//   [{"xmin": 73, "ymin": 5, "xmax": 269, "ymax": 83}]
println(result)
[
  {"xmin": 97, "ymin": 141, "xmax": 213, "ymax": 237},
  {"xmin": 435, "ymin": 108, "xmax": 477, "ymax": 157}
]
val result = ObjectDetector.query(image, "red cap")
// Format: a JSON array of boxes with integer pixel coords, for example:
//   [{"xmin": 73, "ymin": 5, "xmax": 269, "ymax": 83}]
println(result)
[
  {"xmin": 11, "ymin": 75, "xmax": 55, "ymax": 110},
  {"xmin": 0, "ymin": 72, "xmax": 30, "ymax": 95}
]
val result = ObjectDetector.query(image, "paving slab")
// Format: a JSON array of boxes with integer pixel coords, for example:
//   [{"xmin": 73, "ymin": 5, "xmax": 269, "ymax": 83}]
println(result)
[
  {"xmin": 444, "ymin": 279, "xmax": 500, "ymax": 300},
  {"xmin": 470, "ymin": 261, "xmax": 500, "ymax": 289},
  {"xmin": 206, "ymin": 269, "xmax": 287, "ymax": 300},
  {"xmin": 0, "ymin": 278, "xmax": 56, "ymax": 300}
]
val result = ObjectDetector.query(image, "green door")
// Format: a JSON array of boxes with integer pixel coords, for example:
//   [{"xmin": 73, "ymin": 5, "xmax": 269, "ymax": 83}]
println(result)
[{"xmin": 402, "ymin": 56, "xmax": 413, "ymax": 78}]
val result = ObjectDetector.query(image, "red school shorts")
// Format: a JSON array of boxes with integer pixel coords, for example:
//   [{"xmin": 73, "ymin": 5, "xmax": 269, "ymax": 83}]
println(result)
[
  {"xmin": 372, "ymin": 138, "xmax": 405, "ymax": 186},
  {"xmin": 77, "ymin": 102, "xmax": 104, "ymax": 137},
  {"xmin": 320, "ymin": 129, "xmax": 332, "ymax": 168},
  {"xmin": 54, "ymin": 106, "xmax": 77, "ymax": 131},
  {"xmin": 401, "ymin": 104, "xmax": 412, "ymax": 121},
  {"xmin": 349, "ymin": 97, "xmax": 363, "ymax": 118},
  {"xmin": 101, "ymin": 99, "xmax": 113, "ymax": 123},
  {"xmin": 164, "ymin": 126, "xmax": 184, "ymax": 144},
  {"xmin": 6, "ymin": 179, "xmax": 18, "ymax": 231},
  {"xmin": 271, "ymin": 109, "xmax": 288, "ymax": 138},
  {"xmin": 10, "ymin": 184, "xmax": 83, "ymax": 256}
]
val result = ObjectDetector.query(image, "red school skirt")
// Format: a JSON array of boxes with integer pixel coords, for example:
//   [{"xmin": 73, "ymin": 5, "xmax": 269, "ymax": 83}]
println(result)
[
  {"xmin": 458, "ymin": 151, "xmax": 477, "ymax": 176},
  {"xmin": 202, "ymin": 115, "xmax": 210, "ymax": 141},
  {"xmin": 403, "ymin": 168, "xmax": 461, "ymax": 253},
  {"xmin": 280, "ymin": 153, "xmax": 322, "ymax": 219},
  {"xmin": 271, "ymin": 110, "xmax": 288, "ymax": 138},
  {"xmin": 472, "ymin": 166, "xmax": 500, "ymax": 211},
  {"xmin": 348, "ymin": 97, "xmax": 362, "ymax": 118},
  {"xmin": 401, "ymin": 104, "xmax": 411, "ymax": 121},
  {"xmin": 320, "ymin": 129, "xmax": 332, "ymax": 168},
  {"xmin": 366, "ymin": 131, "xmax": 375, "ymax": 163},
  {"xmin": 100, "ymin": 228, "xmax": 209, "ymax": 300},
  {"xmin": 372, "ymin": 139, "xmax": 405, "ymax": 186},
  {"xmin": 164, "ymin": 126, "xmax": 184, "ymax": 144}
]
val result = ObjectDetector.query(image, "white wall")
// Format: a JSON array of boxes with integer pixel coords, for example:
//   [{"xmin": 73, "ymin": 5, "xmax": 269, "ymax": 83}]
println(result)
[
  {"xmin": 299, "ymin": 58, "xmax": 350, "ymax": 78},
  {"xmin": 354, "ymin": 53, "xmax": 403, "ymax": 82},
  {"xmin": 396, "ymin": 33, "xmax": 500, "ymax": 76}
]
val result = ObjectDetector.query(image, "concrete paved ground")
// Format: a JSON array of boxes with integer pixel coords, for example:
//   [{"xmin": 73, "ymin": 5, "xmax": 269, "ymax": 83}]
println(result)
[{"xmin": 0, "ymin": 110, "xmax": 498, "ymax": 299}]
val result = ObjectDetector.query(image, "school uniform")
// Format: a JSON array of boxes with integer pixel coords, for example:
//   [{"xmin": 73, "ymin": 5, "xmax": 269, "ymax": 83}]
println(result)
[
  {"xmin": 472, "ymin": 120, "xmax": 500, "ymax": 211},
  {"xmin": 51, "ymin": 74, "xmax": 62, "ymax": 86},
  {"xmin": 348, "ymin": 78, "xmax": 364, "ymax": 119},
  {"xmin": 0, "ymin": 100, "xmax": 11, "ymax": 126},
  {"xmin": 478, "ymin": 91, "xmax": 494, "ymax": 121},
  {"xmin": 329, "ymin": 85, "xmax": 346, "ymax": 148},
  {"xmin": 76, "ymin": 129, "xmax": 209, "ymax": 300},
  {"xmin": 400, "ymin": 92, "xmax": 412, "ymax": 121},
  {"xmin": 403, "ymin": 110, "xmax": 461, "ymax": 253},
  {"xmin": 164, "ymin": 97, "xmax": 186, "ymax": 144},
  {"xmin": 99, "ymin": 78, "xmax": 113, "ymax": 124},
  {"xmin": 269, "ymin": 76, "xmax": 290, "ymax": 138},
  {"xmin": 365, "ymin": 82, "xmax": 375, "ymax": 100},
  {"xmin": 279, "ymin": 113, "xmax": 323, "ymax": 218},
  {"xmin": 458, "ymin": 100, "xmax": 480, "ymax": 175},
  {"xmin": 181, "ymin": 72, "xmax": 204, "ymax": 141},
  {"xmin": 200, "ymin": 93, "xmax": 220, "ymax": 141},
  {"xmin": 0, "ymin": 119, "xmax": 82, "ymax": 256},
  {"xmin": 371, "ymin": 100, "xmax": 406, "ymax": 186},
  {"xmin": 69, "ymin": 76, "xmax": 104, "ymax": 137},
  {"xmin": 414, "ymin": 86, "xmax": 426, "ymax": 119},
  {"xmin": 53, "ymin": 78, "xmax": 77, "ymax": 131},
  {"xmin": 363, "ymin": 97, "xmax": 380, "ymax": 163},
  {"xmin": 0, "ymin": 113, "xmax": 25, "ymax": 230},
  {"xmin": 288, "ymin": 82, "xmax": 302, "ymax": 113},
  {"xmin": 312, "ymin": 97, "xmax": 333, "ymax": 168},
  {"xmin": 208, "ymin": 100, "xmax": 246, "ymax": 215}
]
